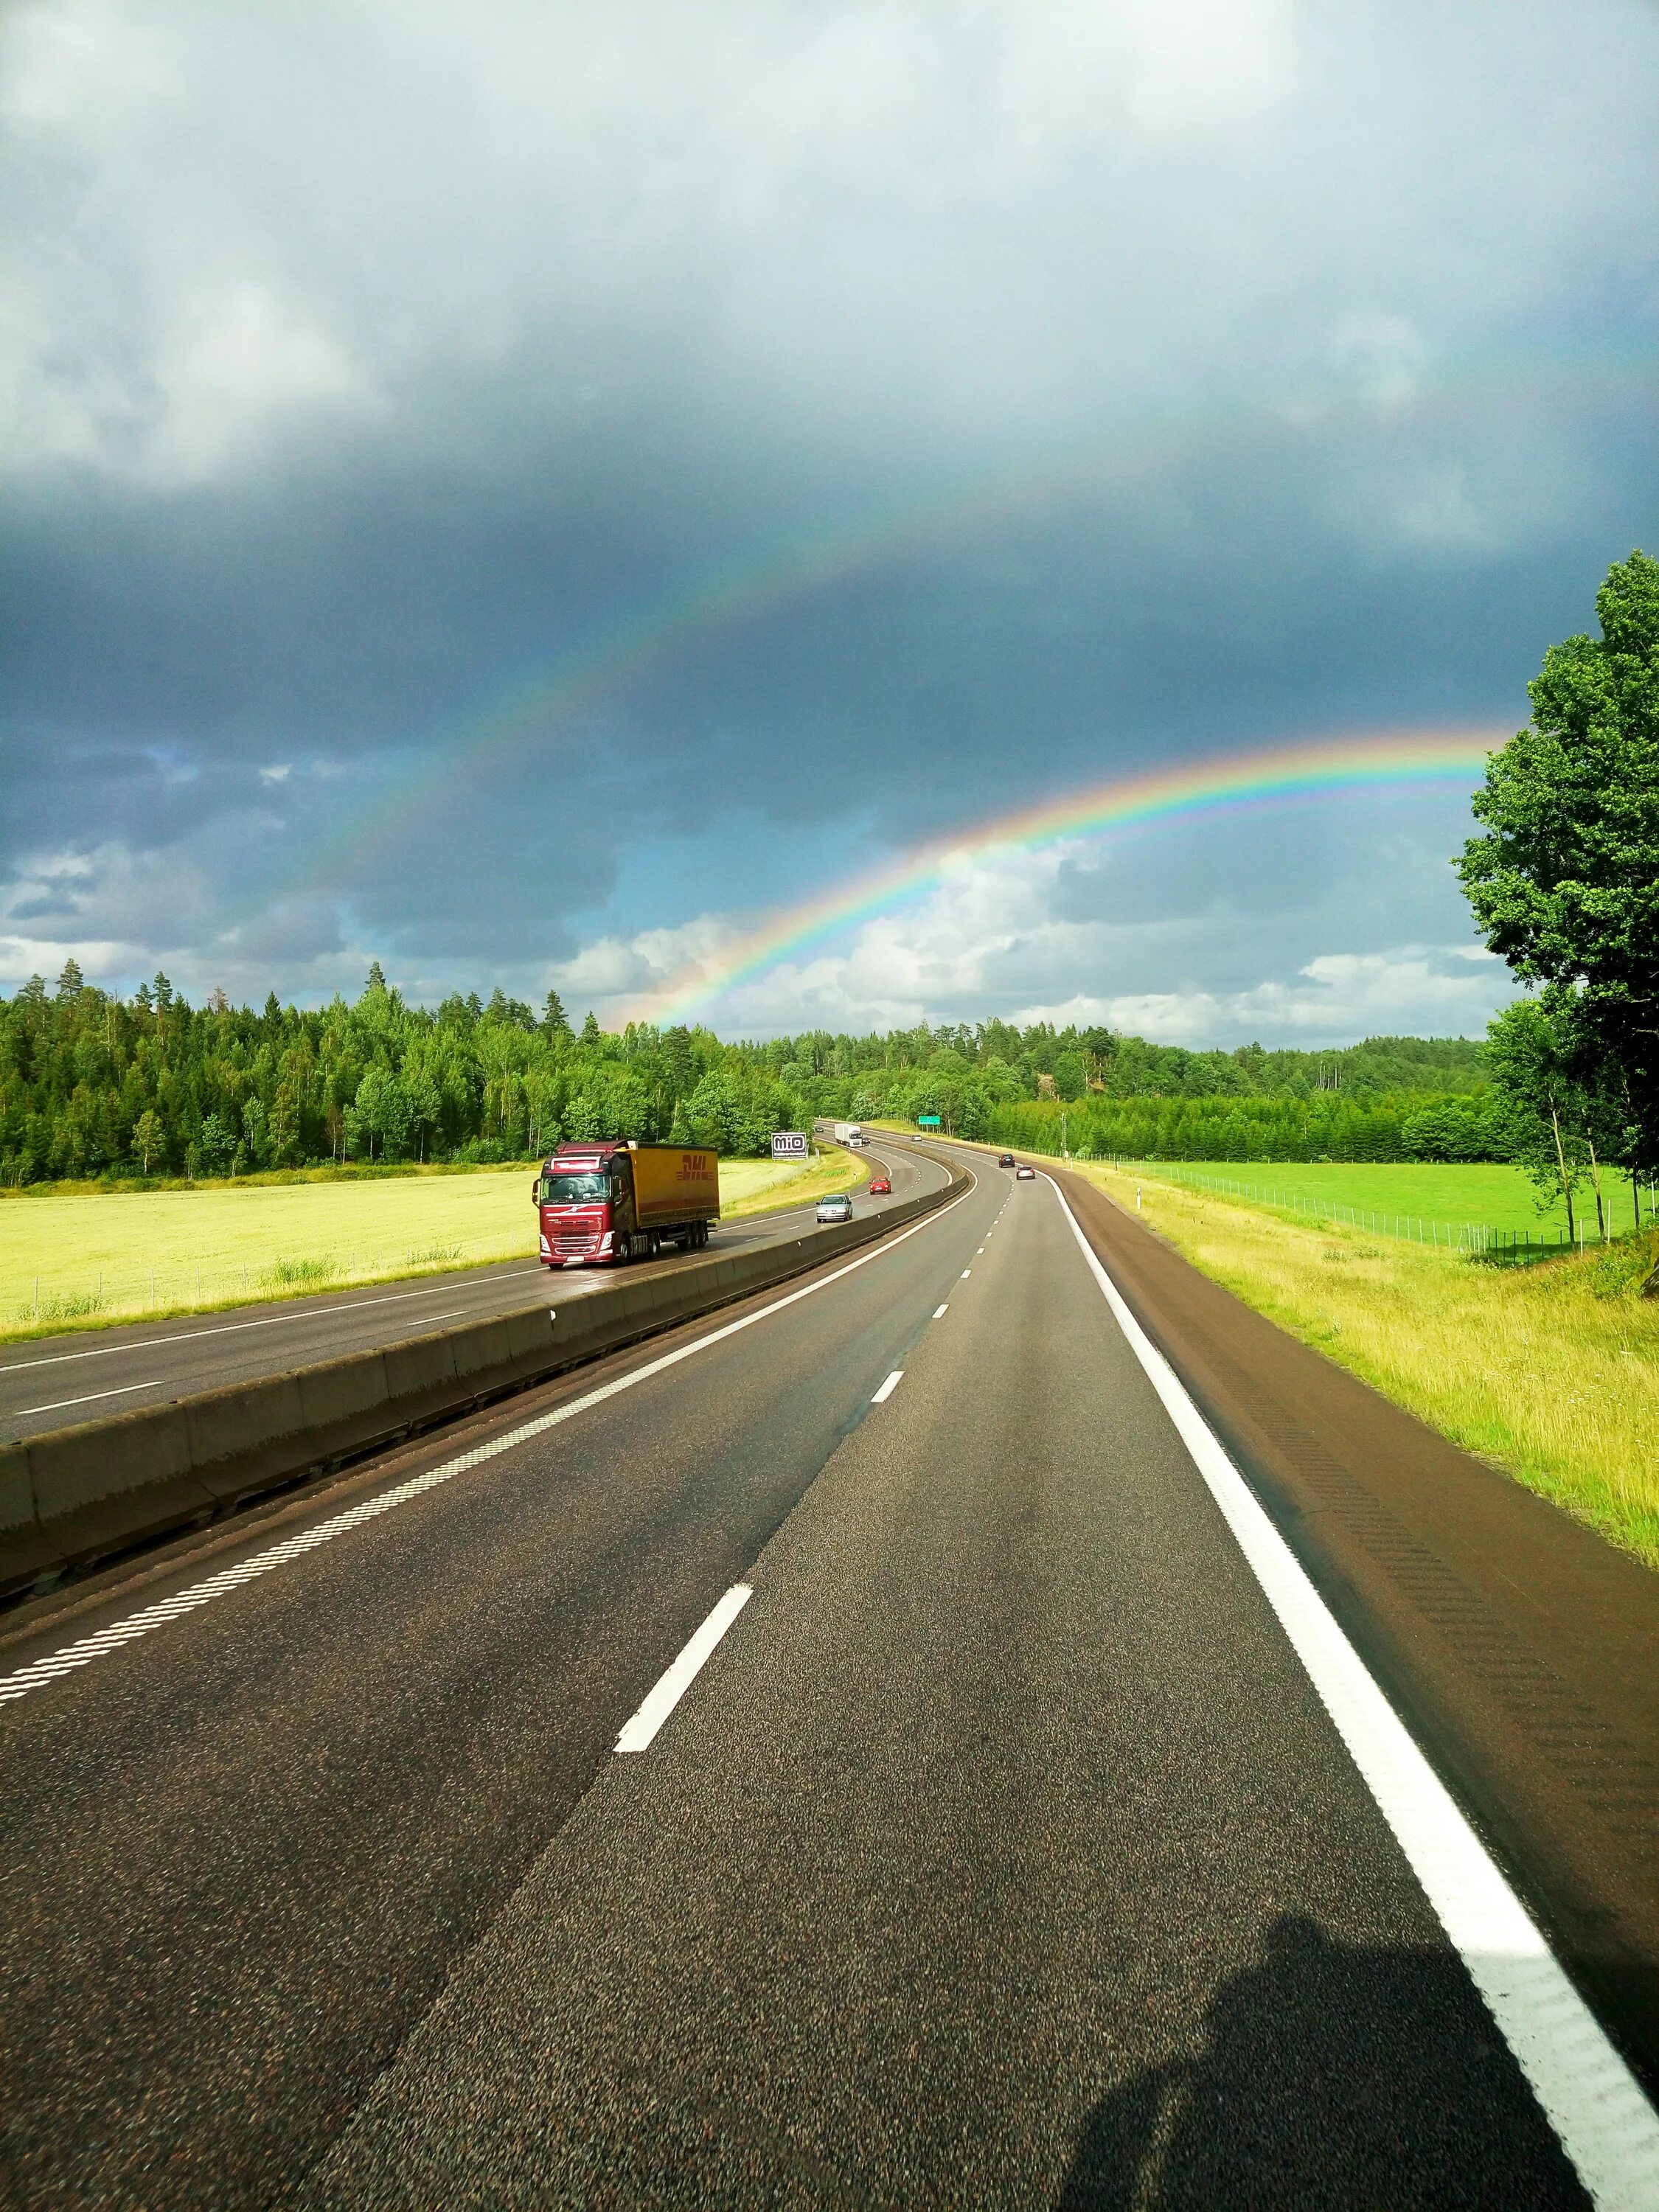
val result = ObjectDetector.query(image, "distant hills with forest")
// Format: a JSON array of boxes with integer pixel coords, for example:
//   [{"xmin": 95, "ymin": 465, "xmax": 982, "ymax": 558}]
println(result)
[{"xmin": 0, "ymin": 961, "xmax": 1491, "ymax": 1186}]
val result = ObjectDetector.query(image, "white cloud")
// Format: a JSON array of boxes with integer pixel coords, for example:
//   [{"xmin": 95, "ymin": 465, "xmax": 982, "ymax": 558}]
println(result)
[
  {"xmin": 1020, "ymin": 946, "xmax": 1512, "ymax": 1044},
  {"xmin": 1394, "ymin": 462, "xmax": 1496, "ymax": 550},
  {"xmin": 549, "ymin": 912, "xmax": 737, "ymax": 1004},
  {"xmin": 552, "ymin": 837, "xmax": 1515, "ymax": 1044},
  {"xmin": 0, "ymin": 833, "xmax": 359, "ymax": 1001},
  {"xmin": 147, "ymin": 285, "xmax": 378, "ymax": 484},
  {"xmin": 1116, "ymin": 0, "xmax": 1300, "ymax": 145},
  {"xmin": 1327, "ymin": 310, "xmax": 1427, "ymax": 415}
]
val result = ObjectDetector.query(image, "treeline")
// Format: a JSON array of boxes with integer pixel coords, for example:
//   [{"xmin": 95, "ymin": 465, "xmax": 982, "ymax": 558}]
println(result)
[
  {"xmin": 0, "ymin": 965, "xmax": 802, "ymax": 1184},
  {"xmin": 777, "ymin": 1023, "xmax": 1486, "ymax": 1108},
  {"xmin": 0, "ymin": 957, "xmax": 1488, "ymax": 1188},
  {"xmin": 984, "ymin": 1091, "xmax": 1514, "ymax": 1166}
]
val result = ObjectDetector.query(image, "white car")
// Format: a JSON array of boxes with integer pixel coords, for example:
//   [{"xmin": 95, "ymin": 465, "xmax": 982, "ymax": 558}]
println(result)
[
  {"xmin": 816, "ymin": 1194, "xmax": 855, "ymax": 1223},
  {"xmin": 1015, "ymin": 1165, "xmax": 1037, "ymax": 1180}
]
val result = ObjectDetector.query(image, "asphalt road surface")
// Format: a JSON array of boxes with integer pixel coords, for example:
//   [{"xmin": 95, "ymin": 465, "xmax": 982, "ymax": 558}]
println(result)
[
  {"xmin": 0, "ymin": 1151, "xmax": 1641, "ymax": 2207},
  {"xmin": 0, "ymin": 1145, "xmax": 939, "ymax": 1446}
]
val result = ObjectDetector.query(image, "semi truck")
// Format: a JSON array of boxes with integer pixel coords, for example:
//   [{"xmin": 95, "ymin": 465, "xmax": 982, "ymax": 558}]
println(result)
[
  {"xmin": 832, "ymin": 1121, "xmax": 866, "ymax": 1145},
  {"xmin": 535, "ymin": 1141, "xmax": 720, "ymax": 1267}
]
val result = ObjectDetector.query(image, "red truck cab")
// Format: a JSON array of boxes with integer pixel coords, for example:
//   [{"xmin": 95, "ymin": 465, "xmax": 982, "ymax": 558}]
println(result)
[{"xmin": 535, "ymin": 1141, "xmax": 720, "ymax": 1267}]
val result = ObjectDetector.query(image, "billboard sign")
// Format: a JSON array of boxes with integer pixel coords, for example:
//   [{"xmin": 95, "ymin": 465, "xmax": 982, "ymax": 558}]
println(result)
[
  {"xmin": 771, "ymin": 1130, "xmax": 810, "ymax": 1160},
  {"xmin": 917, "ymin": 1114, "xmax": 942, "ymax": 1127}
]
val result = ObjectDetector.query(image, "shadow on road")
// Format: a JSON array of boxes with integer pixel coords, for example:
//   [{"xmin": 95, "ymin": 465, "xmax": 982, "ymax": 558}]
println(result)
[{"xmin": 1056, "ymin": 1916, "xmax": 1586, "ymax": 2211}]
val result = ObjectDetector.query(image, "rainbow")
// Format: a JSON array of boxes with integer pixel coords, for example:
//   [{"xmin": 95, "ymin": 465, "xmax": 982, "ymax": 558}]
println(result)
[
  {"xmin": 622, "ymin": 726, "xmax": 1505, "ymax": 1025},
  {"xmin": 271, "ymin": 341, "xmax": 1627, "ymax": 907}
]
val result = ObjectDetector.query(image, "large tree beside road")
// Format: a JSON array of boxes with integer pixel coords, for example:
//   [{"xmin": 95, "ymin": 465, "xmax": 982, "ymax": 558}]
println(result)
[{"xmin": 1459, "ymin": 549, "xmax": 1659, "ymax": 1221}]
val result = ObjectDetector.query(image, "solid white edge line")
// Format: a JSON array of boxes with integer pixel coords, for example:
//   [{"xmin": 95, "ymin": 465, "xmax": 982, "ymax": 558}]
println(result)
[
  {"xmin": 0, "ymin": 1165, "xmax": 974, "ymax": 1709},
  {"xmin": 615, "ymin": 1582, "xmax": 753, "ymax": 1753},
  {"xmin": 1042, "ymin": 1169, "xmax": 1659, "ymax": 2209},
  {"xmin": 871, "ymin": 1370, "xmax": 903, "ymax": 1403}
]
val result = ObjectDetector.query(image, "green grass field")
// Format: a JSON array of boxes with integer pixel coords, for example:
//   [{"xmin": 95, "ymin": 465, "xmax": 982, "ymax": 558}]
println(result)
[
  {"xmin": 1105, "ymin": 1159, "xmax": 1649, "ymax": 1244},
  {"xmin": 0, "ymin": 1149, "xmax": 861, "ymax": 1339}
]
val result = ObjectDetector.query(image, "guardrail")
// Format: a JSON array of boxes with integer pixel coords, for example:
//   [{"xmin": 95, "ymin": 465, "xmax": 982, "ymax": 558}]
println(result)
[{"xmin": 0, "ymin": 1162, "xmax": 968, "ymax": 1600}]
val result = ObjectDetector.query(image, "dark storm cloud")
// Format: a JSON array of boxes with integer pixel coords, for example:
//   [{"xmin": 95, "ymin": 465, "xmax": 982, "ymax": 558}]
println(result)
[{"xmin": 2, "ymin": 0, "xmax": 1656, "ymax": 1030}]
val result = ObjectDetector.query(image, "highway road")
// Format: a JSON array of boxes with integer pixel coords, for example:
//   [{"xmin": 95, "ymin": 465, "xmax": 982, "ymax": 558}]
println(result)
[
  {"xmin": 0, "ymin": 1144, "xmax": 939, "ymax": 1446},
  {"xmin": 0, "ymin": 1150, "xmax": 1650, "ymax": 2208}
]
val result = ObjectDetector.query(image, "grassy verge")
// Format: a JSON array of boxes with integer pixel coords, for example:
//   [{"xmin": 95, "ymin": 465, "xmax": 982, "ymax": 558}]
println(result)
[
  {"xmin": 0, "ymin": 1150, "xmax": 860, "ymax": 1343},
  {"xmin": 1117, "ymin": 1158, "xmax": 1649, "ymax": 1242},
  {"xmin": 1073, "ymin": 1161, "xmax": 1659, "ymax": 1572},
  {"xmin": 717, "ymin": 1149, "xmax": 863, "ymax": 1219}
]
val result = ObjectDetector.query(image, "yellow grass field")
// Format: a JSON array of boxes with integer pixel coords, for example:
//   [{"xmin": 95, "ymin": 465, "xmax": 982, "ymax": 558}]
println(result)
[
  {"xmin": 1074, "ymin": 1161, "xmax": 1659, "ymax": 1572},
  {"xmin": 0, "ymin": 1150, "xmax": 861, "ymax": 1340}
]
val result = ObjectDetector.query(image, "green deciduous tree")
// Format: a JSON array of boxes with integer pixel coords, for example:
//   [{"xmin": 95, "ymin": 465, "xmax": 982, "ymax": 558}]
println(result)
[
  {"xmin": 1459, "ymin": 549, "xmax": 1659, "ymax": 1214},
  {"xmin": 1483, "ymin": 999, "xmax": 1589, "ymax": 1241},
  {"xmin": 198, "ymin": 1113, "xmax": 237, "ymax": 1175},
  {"xmin": 132, "ymin": 1109, "xmax": 164, "ymax": 1176}
]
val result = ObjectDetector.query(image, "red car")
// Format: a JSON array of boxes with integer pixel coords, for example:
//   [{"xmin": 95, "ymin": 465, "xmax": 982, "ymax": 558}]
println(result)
[{"xmin": 869, "ymin": 1175, "xmax": 892, "ymax": 1194}]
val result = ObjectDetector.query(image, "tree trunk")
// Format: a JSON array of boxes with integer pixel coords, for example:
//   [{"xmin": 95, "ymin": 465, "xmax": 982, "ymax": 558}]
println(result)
[
  {"xmin": 1586, "ymin": 1136, "xmax": 1607, "ymax": 1240},
  {"xmin": 1549, "ymin": 1103, "xmax": 1575, "ymax": 1243}
]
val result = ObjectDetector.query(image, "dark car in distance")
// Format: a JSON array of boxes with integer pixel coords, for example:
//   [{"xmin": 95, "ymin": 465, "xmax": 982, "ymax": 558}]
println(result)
[{"xmin": 998, "ymin": 1153, "xmax": 1016, "ymax": 1168}]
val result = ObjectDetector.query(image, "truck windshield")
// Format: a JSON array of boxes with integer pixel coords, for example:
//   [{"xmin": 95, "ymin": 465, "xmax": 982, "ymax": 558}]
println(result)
[{"xmin": 540, "ymin": 1173, "xmax": 613, "ymax": 1203}]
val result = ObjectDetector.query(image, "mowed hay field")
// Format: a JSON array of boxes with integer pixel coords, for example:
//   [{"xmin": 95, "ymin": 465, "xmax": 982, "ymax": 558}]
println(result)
[
  {"xmin": 0, "ymin": 1150, "xmax": 860, "ymax": 1338},
  {"xmin": 1078, "ymin": 1162, "xmax": 1659, "ymax": 1571},
  {"xmin": 1121, "ymin": 1159, "xmax": 1646, "ymax": 1241}
]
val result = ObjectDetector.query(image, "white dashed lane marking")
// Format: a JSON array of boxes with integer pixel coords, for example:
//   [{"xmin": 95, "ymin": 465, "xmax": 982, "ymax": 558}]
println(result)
[
  {"xmin": 614, "ymin": 1584, "xmax": 753, "ymax": 1753},
  {"xmin": 871, "ymin": 1371, "xmax": 904, "ymax": 1404}
]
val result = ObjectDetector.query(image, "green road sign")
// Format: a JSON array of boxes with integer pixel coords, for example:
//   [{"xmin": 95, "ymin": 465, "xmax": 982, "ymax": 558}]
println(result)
[{"xmin": 917, "ymin": 1114, "xmax": 942, "ymax": 1127}]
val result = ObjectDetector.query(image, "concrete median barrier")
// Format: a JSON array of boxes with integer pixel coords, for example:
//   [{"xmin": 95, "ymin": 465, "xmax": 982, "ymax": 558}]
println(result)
[
  {"xmin": 186, "ymin": 1373, "xmax": 310, "ymax": 1508},
  {"xmin": 1, "ymin": 1163, "xmax": 968, "ymax": 1597},
  {"xmin": 27, "ymin": 1403, "xmax": 215, "ymax": 1568}
]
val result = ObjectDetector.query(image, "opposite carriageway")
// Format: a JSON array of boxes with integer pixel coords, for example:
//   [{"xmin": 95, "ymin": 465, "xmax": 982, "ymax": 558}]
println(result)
[{"xmin": 0, "ymin": 1142, "xmax": 945, "ymax": 1448}]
